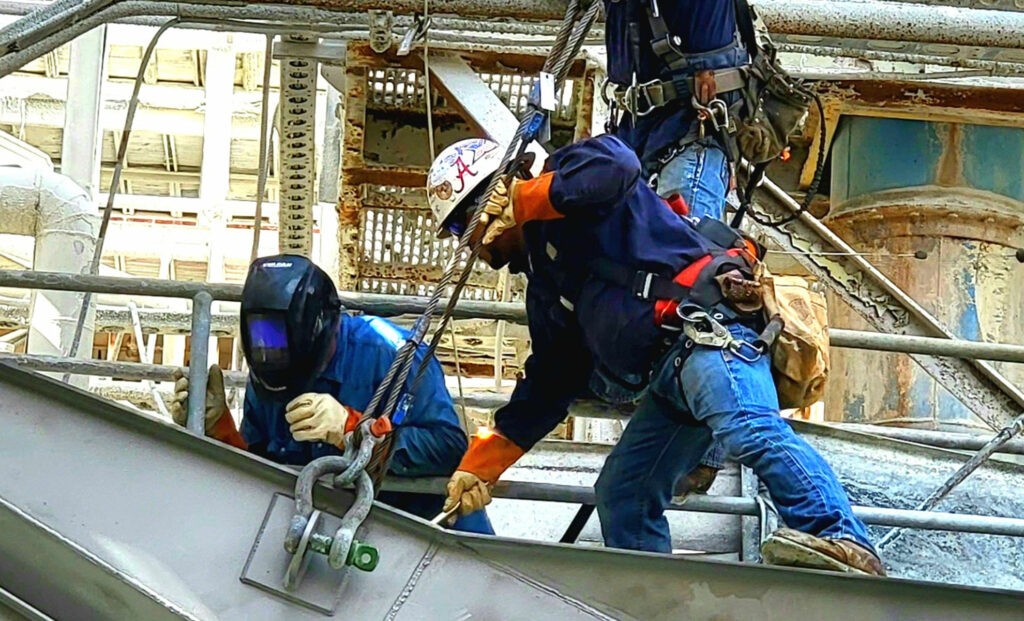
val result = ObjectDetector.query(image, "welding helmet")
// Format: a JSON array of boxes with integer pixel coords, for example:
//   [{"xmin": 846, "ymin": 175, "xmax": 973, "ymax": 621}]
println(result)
[
  {"xmin": 240, "ymin": 255, "xmax": 342, "ymax": 400},
  {"xmin": 426, "ymin": 137, "xmax": 504, "ymax": 238}
]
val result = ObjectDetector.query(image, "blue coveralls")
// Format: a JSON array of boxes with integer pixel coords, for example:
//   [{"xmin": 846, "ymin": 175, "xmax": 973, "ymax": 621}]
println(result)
[
  {"xmin": 605, "ymin": 0, "xmax": 746, "ymax": 220},
  {"xmin": 241, "ymin": 314, "xmax": 493, "ymax": 534},
  {"xmin": 496, "ymin": 135, "xmax": 874, "ymax": 553},
  {"xmin": 605, "ymin": 0, "xmax": 749, "ymax": 469}
]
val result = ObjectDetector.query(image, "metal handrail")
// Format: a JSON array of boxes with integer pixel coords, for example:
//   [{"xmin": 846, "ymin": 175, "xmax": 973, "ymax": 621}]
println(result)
[{"xmin": 5, "ymin": 269, "xmax": 1024, "ymax": 361}]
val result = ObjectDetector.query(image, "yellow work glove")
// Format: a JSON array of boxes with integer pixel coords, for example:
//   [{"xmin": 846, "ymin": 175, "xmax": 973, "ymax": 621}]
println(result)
[
  {"xmin": 480, "ymin": 177, "xmax": 520, "ymax": 246},
  {"xmin": 170, "ymin": 365, "xmax": 228, "ymax": 433},
  {"xmin": 285, "ymin": 393, "xmax": 357, "ymax": 448},
  {"xmin": 444, "ymin": 470, "xmax": 492, "ymax": 517}
]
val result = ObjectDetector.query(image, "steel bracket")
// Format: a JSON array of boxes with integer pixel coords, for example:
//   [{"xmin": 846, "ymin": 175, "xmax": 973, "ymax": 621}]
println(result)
[{"xmin": 240, "ymin": 494, "xmax": 349, "ymax": 616}]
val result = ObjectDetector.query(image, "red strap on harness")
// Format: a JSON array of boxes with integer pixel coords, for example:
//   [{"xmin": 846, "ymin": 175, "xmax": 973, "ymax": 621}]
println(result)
[{"xmin": 654, "ymin": 248, "xmax": 747, "ymax": 326}]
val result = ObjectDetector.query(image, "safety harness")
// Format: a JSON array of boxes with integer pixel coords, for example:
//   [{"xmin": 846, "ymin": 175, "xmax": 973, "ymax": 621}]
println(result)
[{"xmin": 606, "ymin": 0, "xmax": 823, "ymax": 231}]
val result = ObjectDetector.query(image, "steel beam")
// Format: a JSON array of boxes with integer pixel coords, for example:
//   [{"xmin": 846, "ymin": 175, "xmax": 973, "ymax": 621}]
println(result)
[
  {"xmin": 277, "ymin": 34, "xmax": 319, "ymax": 257},
  {"xmin": 59, "ymin": 24, "xmax": 107, "ymax": 201},
  {"xmin": 0, "ymin": 363, "xmax": 1021, "ymax": 620},
  {"xmin": 427, "ymin": 50, "xmax": 547, "ymax": 176}
]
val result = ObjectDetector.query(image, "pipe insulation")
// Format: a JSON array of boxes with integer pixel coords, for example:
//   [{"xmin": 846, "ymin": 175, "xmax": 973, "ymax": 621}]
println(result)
[{"xmin": 0, "ymin": 168, "xmax": 97, "ymax": 359}]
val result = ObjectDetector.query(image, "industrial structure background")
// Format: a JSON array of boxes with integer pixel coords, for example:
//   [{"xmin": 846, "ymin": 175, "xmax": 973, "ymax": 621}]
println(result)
[{"xmin": 1, "ymin": 0, "xmax": 1024, "ymax": 618}]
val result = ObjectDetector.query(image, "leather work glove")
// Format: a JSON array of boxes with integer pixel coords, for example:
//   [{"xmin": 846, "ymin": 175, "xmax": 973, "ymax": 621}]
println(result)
[
  {"xmin": 479, "ymin": 177, "xmax": 521, "ymax": 246},
  {"xmin": 444, "ymin": 470, "xmax": 492, "ymax": 517},
  {"xmin": 170, "ymin": 364, "xmax": 229, "ymax": 433},
  {"xmin": 285, "ymin": 393, "xmax": 360, "ymax": 448}
]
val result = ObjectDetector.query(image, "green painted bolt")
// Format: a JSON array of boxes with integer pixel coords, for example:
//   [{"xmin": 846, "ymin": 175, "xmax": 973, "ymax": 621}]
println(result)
[{"xmin": 346, "ymin": 540, "xmax": 379, "ymax": 572}]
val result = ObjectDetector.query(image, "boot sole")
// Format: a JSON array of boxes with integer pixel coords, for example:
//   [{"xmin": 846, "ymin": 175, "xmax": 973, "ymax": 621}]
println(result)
[{"xmin": 760, "ymin": 536, "xmax": 869, "ymax": 575}]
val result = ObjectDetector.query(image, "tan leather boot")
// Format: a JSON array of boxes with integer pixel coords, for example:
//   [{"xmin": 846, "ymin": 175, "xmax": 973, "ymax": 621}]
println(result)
[
  {"xmin": 760, "ymin": 528, "xmax": 886, "ymax": 576},
  {"xmin": 671, "ymin": 464, "xmax": 720, "ymax": 503}
]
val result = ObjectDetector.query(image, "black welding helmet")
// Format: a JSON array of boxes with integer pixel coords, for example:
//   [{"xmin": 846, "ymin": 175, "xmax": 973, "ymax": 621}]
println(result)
[{"xmin": 240, "ymin": 254, "xmax": 342, "ymax": 400}]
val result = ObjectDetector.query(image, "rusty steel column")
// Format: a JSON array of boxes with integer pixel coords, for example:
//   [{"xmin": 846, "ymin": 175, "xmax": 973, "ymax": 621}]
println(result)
[
  {"xmin": 826, "ymin": 116, "xmax": 1024, "ymax": 431},
  {"xmin": 336, "ymin": 58, "xmax": 366, "ymax": 291}
]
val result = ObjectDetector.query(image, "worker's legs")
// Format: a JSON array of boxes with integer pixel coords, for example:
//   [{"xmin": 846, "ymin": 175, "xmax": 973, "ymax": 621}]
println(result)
[
  {"xmin": 654, "ymin": 137, "xmax": 730, "ymax": 472},
  {"xmin": 594, "ymin": 390, "xmax": 713, "ymax": 552},
  {"xmin": 654, "ymin": 138, "xmax": 730, "ymax": 221},
  {"xmin": 676, "ymin": 324, "xmax": 875, "ymax": 552}
]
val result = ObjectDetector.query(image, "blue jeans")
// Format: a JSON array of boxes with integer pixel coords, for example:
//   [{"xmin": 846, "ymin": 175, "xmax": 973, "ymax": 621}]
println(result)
[
  {"xmin": 594, "ymin": 324, "xmax": 874, "ymax": 554},
  {"xmin": 654, "ymin": 138, "xmax": 730, "ymax": 222},
  {"xmin": 654, "ymin": 138, "xmax": 730, "ymax": 470}
]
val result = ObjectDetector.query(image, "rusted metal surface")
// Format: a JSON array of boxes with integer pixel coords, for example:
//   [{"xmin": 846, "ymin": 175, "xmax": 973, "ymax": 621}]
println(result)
[
  {"xmin": 744, "ymin": 178, "xmax": 1024, "ymax": 433},
  {"xmin": 337, "ymin": 62, "xmax": 367, "ymax": 291},
  {"xmin": 818, "ymin": 81, "xmax": 1024, "ymax": 129},
  {"xmin": 825, "ymin": 115, "xmax": 1024, "ymax": 429}
]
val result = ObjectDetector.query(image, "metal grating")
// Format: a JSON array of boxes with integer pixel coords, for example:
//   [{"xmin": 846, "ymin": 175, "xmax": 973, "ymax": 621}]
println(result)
[{"xmin": 365, "ymin": 67, "xmax": 578, "ymax": 124}]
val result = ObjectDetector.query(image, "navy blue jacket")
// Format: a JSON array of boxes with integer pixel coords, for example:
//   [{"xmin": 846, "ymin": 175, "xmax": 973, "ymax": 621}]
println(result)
[
  {"xmin": 241, "ymin": 315, "xmax": 466, "ymax": 477},
  {"xmin": 604, "ymin": 0, "xmax": 747, "ymax": 167},
  {"xmin": 494, "ymin": 135, "xmax": 716, "ymax": 450}
]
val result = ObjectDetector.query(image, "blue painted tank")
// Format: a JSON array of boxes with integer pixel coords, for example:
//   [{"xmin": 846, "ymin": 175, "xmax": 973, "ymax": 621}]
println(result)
[{"xmin": 826, "ymin": 116, "xmax": 1024, "ymax": 430}]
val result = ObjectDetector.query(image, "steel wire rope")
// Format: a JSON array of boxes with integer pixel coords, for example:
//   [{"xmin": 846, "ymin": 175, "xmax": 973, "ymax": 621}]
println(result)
[
  {"xmin": 357, "ymin": 0, "xmax": 602, "ymax": 486},
  {"xmin": 62, "ymin": 17, "xmax": 181, "ymax": 382}
]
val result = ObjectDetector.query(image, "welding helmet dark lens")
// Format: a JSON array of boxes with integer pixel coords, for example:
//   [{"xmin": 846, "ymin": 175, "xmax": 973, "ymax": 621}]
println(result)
[{"xmin": 246, "ymin": 313, "xmax": 290, "ymax": 367}]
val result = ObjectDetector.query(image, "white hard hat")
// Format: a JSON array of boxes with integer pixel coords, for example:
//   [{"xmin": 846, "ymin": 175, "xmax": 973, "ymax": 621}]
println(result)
[{"xmin": 426, "ymin": 137, "xmax": 503, "ymax": 237}]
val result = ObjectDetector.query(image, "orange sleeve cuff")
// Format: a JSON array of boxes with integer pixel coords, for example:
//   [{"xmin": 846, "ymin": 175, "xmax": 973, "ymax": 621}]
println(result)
[
  {"xmin": 513, "ymin": 173, "xmax": 562, "ymax": 223},
  {"xmin": 457, "ymin": 431, "xmax": 525, "ymax": 484},
  {"xmin": 209, "ymin": 409, "xmax": 248, "ymax": 451}
]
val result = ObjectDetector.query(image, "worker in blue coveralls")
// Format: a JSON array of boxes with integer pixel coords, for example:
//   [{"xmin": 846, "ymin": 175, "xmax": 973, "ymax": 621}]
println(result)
[
  {"xmin": 427, "ymin": 135, "xmax": 884, "ymax": 574},
  {"xmin": 169, "ymin": 254, "xmax": 493, "ymax": 535},
  {"xmin": 603, "ymin": 0, "xmax": 755, "ymax": 498}
]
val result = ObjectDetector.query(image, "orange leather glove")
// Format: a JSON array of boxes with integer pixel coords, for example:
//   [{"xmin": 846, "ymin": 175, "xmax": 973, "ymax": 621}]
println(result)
[
  {"xmin": 443, "ymin": 430, "xmax": 525, "ymax": 516},
  {"xmin": 169, "ymin": 365, "xmax": 246, "ymax": 450},
  {"xmin": 479, "ymin": 174, "xmax": 562, "ymax": 245}
]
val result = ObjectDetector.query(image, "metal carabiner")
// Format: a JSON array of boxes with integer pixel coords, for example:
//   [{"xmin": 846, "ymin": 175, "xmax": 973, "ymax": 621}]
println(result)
[{"xmin": 728, "ymin": 338, "xmax": 765, "ymax": 363}]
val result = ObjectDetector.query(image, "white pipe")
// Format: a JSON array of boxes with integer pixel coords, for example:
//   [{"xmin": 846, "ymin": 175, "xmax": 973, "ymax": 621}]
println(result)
[{"xmin": 0, "ymin": 167, "xmax": 98, "ymax": 363}]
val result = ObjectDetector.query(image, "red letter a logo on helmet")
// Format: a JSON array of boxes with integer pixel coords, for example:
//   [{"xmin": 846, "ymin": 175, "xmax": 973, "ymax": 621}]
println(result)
[{"xmin": 452, "ymin": 155, "xmax": 477, "ymax": 193}]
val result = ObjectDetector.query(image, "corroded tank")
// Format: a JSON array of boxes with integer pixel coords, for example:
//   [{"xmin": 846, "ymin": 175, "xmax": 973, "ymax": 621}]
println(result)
[{"xmin": 826, "ymin": 116, "xmax": 1024, "ymax": 430}]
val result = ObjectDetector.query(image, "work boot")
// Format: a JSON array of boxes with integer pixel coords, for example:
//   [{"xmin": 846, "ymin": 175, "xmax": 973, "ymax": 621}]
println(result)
[
  {"xmin": 760, "ymin": 528, "xmax": 886, "ymax": 576},
  {"xmin": 671, "ymin": 464, "xmax": 720, "ymax": 503}
]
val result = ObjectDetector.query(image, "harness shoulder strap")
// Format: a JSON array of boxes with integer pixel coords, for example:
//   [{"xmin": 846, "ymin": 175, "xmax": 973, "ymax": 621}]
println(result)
[{"xmin": 732, "ymin": 0, "xmax": 761, "ymax": 60}]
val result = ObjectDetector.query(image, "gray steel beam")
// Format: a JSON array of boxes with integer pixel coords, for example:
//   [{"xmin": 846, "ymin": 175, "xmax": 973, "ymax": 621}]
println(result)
[
  {"xmin": 427, "ymin": 50, "xmax": 547, "ymax": 176},
  {"xmin": 0, "ymin": 363, "xmax": 1021, "ymax": 620}
]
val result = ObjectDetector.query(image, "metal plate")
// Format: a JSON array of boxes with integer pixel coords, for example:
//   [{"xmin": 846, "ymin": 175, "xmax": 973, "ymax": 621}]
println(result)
[{"xmin": 241, "ymin": 494, "xmax": 348, "ymax": 616}]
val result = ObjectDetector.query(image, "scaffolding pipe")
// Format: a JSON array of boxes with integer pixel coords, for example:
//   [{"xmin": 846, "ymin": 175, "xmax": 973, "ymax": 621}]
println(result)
[
  {"xmin": 6, "ymin": 271, "xmax": 1024, "ymax": 363},
  {"xmin": 4, "ymin": 0, "xmax": 1024, "ymax": 77},
  {"xmin": 381, "ymin": 477, "xmax": 1024, "ymax": 538}
]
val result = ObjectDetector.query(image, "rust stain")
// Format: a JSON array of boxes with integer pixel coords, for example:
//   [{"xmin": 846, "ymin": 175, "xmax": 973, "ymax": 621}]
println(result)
[{"xmin": 934, "ymin": 123, "xmax": 964, "ymax": 187}]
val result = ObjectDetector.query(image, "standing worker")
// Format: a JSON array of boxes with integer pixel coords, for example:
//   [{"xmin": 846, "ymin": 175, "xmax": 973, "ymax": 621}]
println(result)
[
  {"xmin": 169, "ymin": 254, "xmax": 493, "ymax": 535},
  {"xmin": 602, "ymin": 0, "xmax": 812, "ymax": 499},
  {"xmin": 428, "ymin": 135, "xmax": 884, "ymax": 575}
]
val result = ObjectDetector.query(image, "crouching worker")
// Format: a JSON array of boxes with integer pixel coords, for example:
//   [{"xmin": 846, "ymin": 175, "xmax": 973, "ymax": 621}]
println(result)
[
  {"xmin": 170, "ymin": 254, "xmax": 493, "ymax": 535},
  {"xmin": 429, "ymin": 135, "xmax": 883, "ymax": 574}
]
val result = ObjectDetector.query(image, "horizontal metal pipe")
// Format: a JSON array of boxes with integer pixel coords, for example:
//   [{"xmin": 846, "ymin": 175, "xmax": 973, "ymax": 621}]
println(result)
[
  {"xmin": 830, "ymin": 329, "xmax": 1024, "ymax": 364},
  {"xmin": 836, "ymin": 423, "xmax": 1024, "ymax": 458},
  {"xmin": 382, "ymin": 477, "xmax": 1024, "ymax": 537},
  {"xmin": 7, "ymin": 270, "xmax": 1024, "ymax": 361},
  {"xmin": 0, "ymin": 270, "xmax": 526, "ymax": 321}
]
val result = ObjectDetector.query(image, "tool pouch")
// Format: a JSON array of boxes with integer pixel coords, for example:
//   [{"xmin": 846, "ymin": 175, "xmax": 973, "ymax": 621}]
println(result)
[
  {"xmin": 736, "ymin": 51, "xmax": 811, "ymax": 164},
  {"xmin": 756, "ymin": 264, "xmax": 830, "ymax": 409}
]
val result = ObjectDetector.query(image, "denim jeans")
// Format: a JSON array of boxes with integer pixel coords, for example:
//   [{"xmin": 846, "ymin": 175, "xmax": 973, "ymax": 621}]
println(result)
[
  {"xmin": 594, "ymin": 323, "xmax": 874, "ymax": 554},
  {"xmin": 654, "ymin": 138, "xmax": 730, "ymax": 222},
  {"xmin": 654, "ymin": 137, "xmax": 730, "ymax": 470}
]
